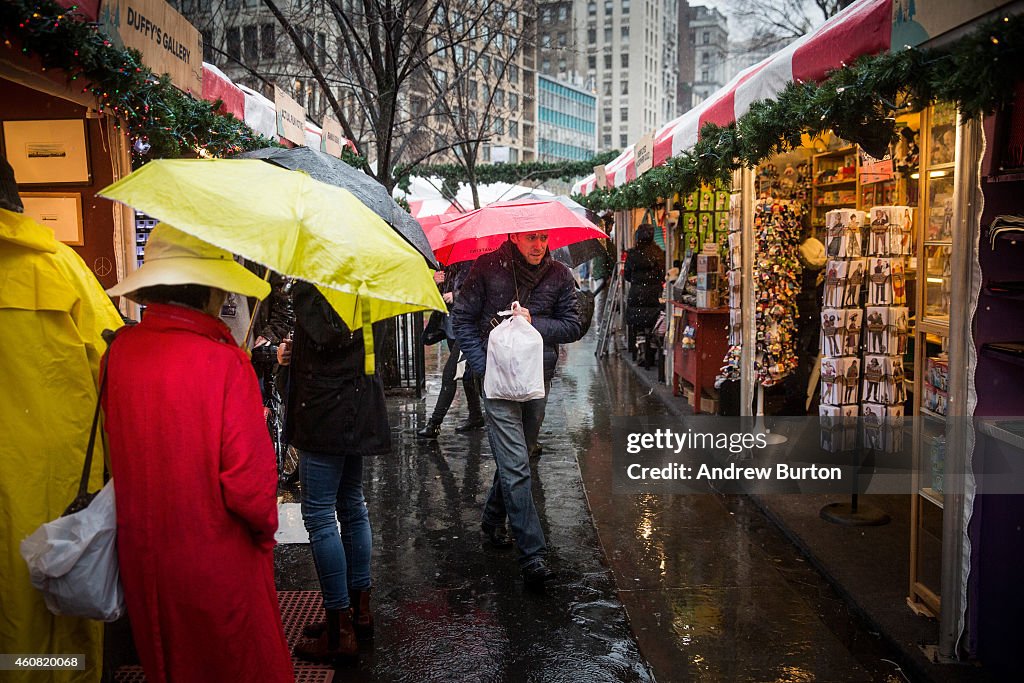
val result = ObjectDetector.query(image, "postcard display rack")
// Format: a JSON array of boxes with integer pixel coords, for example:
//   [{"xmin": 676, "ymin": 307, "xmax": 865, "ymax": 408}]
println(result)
[{"xmin": 819, "ymin": 206, "xmax": 912, "ymax": 452}]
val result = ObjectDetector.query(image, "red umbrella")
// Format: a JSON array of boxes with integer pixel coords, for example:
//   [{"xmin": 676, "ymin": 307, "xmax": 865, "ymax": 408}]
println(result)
[{"xmin": 430, "ymin": 200, "xmax": 607, "ymax": 265}]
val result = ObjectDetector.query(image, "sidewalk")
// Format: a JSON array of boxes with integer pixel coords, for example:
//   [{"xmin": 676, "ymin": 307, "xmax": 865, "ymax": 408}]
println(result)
[{"xmin": 619, "ymin": 349, "xmax": 993, "ymax": 683}]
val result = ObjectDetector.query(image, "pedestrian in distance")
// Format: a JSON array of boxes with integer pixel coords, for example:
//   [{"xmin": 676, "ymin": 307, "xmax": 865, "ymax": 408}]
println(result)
[
  {"xmin": 101, "ymin": 224, "xmax": 294, "ymax": 683},
  {"xmin": 282, "ymin": 281, "xmax": 390, "ymax": 662},
  {"xmin": 452, "ymin": 232, "xmax": 584, "ymax": 590},
  {"xmin": 0, "ymin": 157, "xmax": 124, "ymax": 683},
  {"xmin": 623, "ymin": 224, "xmax": 666, "ymax": 365},
  {"xmin": 417, "ymin": 261, "xmax": 485, "ymax": 439}
]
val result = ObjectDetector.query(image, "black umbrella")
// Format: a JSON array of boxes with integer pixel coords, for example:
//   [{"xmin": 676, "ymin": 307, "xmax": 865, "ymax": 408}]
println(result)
[
  {"xmin": 236, "ymin": 147, "xmax": 438, "ymax": 269},
  {"xmin": 510, "ymin": 191, "xmax": 606, "ymax": 267}
]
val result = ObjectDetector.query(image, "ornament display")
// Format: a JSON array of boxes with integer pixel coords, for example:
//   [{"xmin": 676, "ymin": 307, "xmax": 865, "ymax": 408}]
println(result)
[{"xmin": 753, "ymin": 199, "xmax": 802, "ymax": 386}]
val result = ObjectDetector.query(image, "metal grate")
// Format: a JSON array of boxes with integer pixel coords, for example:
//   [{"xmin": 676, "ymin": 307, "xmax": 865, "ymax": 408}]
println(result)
[{"xmin": 114, "ymin": 591, "xmax": 334, "ymax": 682}]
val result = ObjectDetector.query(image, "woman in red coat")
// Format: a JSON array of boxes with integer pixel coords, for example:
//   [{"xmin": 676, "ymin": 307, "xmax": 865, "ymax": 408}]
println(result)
[{"xmin": 103, "ymin": 225, "xmax": 293, "ymax": 683}]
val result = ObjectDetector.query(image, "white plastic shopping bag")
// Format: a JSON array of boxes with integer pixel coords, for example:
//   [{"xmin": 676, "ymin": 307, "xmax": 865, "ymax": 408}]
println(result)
[
  {"xmin": 484, "ymin": 303, "xmax": 546, "ymax": 401},
  {"xmin": 20, "ymin": 480, "xmax": 125, "ymax": 621}
]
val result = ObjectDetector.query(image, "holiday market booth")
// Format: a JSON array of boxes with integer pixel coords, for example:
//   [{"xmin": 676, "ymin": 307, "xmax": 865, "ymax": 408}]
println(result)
[
  {"xmin": 574, "ymin": 0, "xmax": 1023, "ymax": 675},
  {"xmin": 0, "ymin": 0, "xmax": 356, "ymax": 318}
]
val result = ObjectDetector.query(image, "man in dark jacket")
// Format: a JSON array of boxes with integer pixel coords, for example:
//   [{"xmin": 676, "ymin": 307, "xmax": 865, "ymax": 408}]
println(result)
[{"xmin": 452, "ymin": 233, "xmax": 583, "ymax": 590}]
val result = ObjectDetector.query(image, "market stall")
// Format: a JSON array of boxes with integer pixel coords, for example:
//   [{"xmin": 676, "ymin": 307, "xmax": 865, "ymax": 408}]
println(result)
[{"xmin": 571, "ymin": 0, "xmax": 1024, "ymax": 673}]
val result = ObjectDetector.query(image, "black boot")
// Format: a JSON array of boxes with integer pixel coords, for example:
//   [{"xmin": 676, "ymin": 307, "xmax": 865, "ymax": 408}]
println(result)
[
  {"xmin": 481, "ymin": 522, "xmax": 513, "ymax": 549},
  {"xmin": 416, "ymin": 421, "xmax": 441, "ymax": 439},
  {"xmin": 454, "ymin": 415, "xmax": 486, "ymax": 433},
  {"xmin": 522, "ymin": 559, "xmax": 558, "ymax": 591}
]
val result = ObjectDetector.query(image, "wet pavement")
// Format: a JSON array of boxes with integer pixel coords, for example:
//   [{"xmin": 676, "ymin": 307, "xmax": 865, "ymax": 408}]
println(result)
[
  {"xmin": 273, "ymin": 331, "xmax": 917, "ymax": 682},
  {"xmin": 273, "ymin": 336, "xmax": 654, "ymax": 682}
]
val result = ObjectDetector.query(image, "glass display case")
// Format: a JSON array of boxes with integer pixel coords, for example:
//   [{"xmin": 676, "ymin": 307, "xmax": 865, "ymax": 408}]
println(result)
[{"xmin": 923, "ymin": 244, "xmax": 952, "ymax": 323}]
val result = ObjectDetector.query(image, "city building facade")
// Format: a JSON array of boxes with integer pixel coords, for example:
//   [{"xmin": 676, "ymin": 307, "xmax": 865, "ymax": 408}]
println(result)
[
  {"xmin": 687, "ymin": 5, "xmax": 728, "ymax": 107},
  {"xmin": 537, "ymin": 74, "xmax": 597, "ymax": 162}
]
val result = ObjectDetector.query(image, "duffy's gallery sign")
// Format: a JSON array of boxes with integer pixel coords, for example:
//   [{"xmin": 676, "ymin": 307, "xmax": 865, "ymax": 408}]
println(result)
[{"xmin": 100, "ymin": 0, "xmax": 203, "ymax": 94}]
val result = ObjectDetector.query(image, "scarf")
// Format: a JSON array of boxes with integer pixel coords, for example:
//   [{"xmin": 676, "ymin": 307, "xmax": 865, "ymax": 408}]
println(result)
[{"xmin": 504, "ymin": 239, "xmax": 552, "ymax": 305}]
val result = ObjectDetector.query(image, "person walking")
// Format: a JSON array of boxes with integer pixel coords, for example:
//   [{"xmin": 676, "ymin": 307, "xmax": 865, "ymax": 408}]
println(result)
[
  {"xmin": 623, "ymin": 224, "xmax": 666, "ymax": 364},
  {"xmin": 417, "ymin": 261, "xmax": 484, "ymax": 439},
  {"xmin": 0, "ymin": 158, "xmax": 123, "ymax": 683},
  {"xmin": 452, "ymin": 232, "xmax": 583, "ymax": 590},
  {"xmin": 283, "ymin": 281, "xmax": 390, "ymax": 662},
  {"xmin": 101, "ymin": 225, "xmax": 293, "ymax": 683}
]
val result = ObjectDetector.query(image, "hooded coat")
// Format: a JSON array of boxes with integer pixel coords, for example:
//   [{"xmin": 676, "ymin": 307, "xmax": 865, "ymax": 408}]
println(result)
[
  {"xmin": 452, "ymin": 240, "xmax": 582, "ymax": 381},
  {"xmin": 0, "ymin": 208, "xmax": 123, "ymax": 683},
  {"xmin": 623, "ymin": 225, "xmax": 665, "ymax": 328},
  {"xmin": 102, "ymin": 304, "xmax": 293, "ymax": 683}
]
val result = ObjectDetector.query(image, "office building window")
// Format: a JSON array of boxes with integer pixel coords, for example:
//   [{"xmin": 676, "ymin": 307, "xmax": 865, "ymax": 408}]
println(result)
[
  {"xmin": 603, "ymin": 108, "xmax": 611, "ymax": 123},
  {"xmin": 588, "ymin": 2, "xmax": 596, "ymax": 17},
  {"xmin": 620, "ymin": 106, "xmax": 628, "ymax": 121},
  {"xmin": 509, "ymin": 64, "xmax": 518, "ymax": 82},
  {"xmin": 541, "ymin": 33, "xmax": 551, "ymax": 48},
  {"xmin": 225, "ymin": 27, "xmax": 241, "ymax": 60},
  {"xmin": 621, "ymin": 134, "xmax": 628, "ymax": 147},
  {"xmin": 588, "ymin": 27, "xmax": 596, "ymax": 43},
  {"xmin": 603, "ymin": 81, "xmax": 612, "ymax": 96},
  {"xmin": 621, "ymin": 81, "xmax": 628, "ymax": 95},
  {"xmin": 622, "ymin": 25, "xmax": 630, "ymax": 39},
  {"xmin": 558, "ymin": 5, "xmax": 568, "ymax": 21},
  {"xmin": 588, "ymin": 55, "xmax": 596, "ymax": 69},
  {"xmin": 603, "ymin": 134, "xmax": 612, "ymax": 147},
  {"xmin": 509, "ymin": 93, "xmax": 518, "ymax": 110},
  {"xmin": 623, "ymin": 0, "xmax": 630, "ymax": 13},
  {"xmin": 259, "ymin": 24, "xmax": 275, "ymax": 59},
  {"xmin": 703, "ymin": 31, "xmax": 710, "ymax": 44},
  {"xmin": 701, "ymin": 69, "xmax": 708, "ymax": 81},
  {"xmin": 604, "ymin": 27, "xmax": 611, "ymax": 42},
  {"xmin": 604, "ymin": 54, "xmax": 612, "ymax": 68},
  {"xmin": 621, "ymin": 53, "xmax": 628, "ymax": 68},
  {"xmin": 557, "ymin": 32, "xmax": 566, "ymax": 47},
  {"xmin": 243, "ymin": 25, "xmax": 257, "ymax": 62}
]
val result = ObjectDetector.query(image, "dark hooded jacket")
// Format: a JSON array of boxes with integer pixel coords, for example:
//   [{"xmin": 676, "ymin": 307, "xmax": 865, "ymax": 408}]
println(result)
[
  {"xmin": 285, "ymin": 281, "xmax": 391, "ymax": 455},
  {"xmin": 624, "ymin": 224, "xmax": 665, "ymax": 328},
  {"xmin": 452, "ymin": 240, "xmax": 583, "ymax": 381}
]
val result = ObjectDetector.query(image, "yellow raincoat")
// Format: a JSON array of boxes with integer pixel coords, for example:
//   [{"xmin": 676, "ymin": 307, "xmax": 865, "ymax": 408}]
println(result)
[{"xmin": 0, "ymin": 208, "xmax": 123, "ymax": 682}]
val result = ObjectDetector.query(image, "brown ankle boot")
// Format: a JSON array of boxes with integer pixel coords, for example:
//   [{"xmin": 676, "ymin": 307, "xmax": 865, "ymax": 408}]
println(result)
[
  {"xmin": 301, "ymin": 588, "xmax": 374, "ymax": 641},
  {"xmin": 295, "ymin": 608, "xmax": 357, "ymax": 663},
  {"xmin": 350, "ymin": 588, "xmax": 373, "ymax": 642}
]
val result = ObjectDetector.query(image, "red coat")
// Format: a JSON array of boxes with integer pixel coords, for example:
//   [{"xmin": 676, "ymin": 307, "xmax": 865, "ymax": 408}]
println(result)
[{"xmin": 103, "ymin": 304, "xmax": 293, "ymax": 683}]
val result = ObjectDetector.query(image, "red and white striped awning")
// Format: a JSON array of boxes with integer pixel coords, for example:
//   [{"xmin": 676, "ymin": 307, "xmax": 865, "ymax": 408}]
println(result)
[
  {"xmin": 200, "ymin": 62, "xmax": 358, "ymax": 154},
  {"xmin": 573, "ymin": 0, "xmax": 892, "ymax": 195}
]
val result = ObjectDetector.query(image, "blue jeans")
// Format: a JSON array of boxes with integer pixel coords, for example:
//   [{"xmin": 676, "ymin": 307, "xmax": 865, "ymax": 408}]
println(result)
[
  {"xmin": 479, "ymin": 386, "xmax": 549, "ymax": 567},
  {"xmin": 299, "ymin": 450, "xmax": 372, "ymax": 610}
]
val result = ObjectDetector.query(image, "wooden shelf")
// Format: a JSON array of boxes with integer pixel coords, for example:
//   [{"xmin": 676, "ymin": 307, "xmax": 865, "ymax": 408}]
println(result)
[
  {"xmin": 814, "ymin": 146, "xmax": 855, "ymax": 159},
  {"xmin": 814, "ymin": 179, "xmax": 857, "ymax": 188},
  {"xmin": 920, "ymin": 487, "xmax": 944, "ymax": 509},
  {"xmin": 920, "ymin": 406, "xmax": 946, "ymax": 421},
  {"xmin": 815, "ymin": 202, "xmax": 857, "ymax": 208}
]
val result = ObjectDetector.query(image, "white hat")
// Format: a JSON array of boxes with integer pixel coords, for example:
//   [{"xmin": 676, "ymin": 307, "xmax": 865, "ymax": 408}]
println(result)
[
  {"xmin": 798, "ymin": 237, "xmax": 827, "ymax": 270},
  {"xmin": 107, "ymin": 224, "xmax": 271, "ymax": 302}
]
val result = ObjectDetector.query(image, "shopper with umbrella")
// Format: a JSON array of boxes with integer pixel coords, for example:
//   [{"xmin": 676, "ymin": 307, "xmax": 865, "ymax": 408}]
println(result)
[
  {"xmin": 100, "ymin": 158, "xmax": 446, "ymax": 666},
  {"xmin": 442, "ymin": 200, "xmax": 602, "ymax": 590}
]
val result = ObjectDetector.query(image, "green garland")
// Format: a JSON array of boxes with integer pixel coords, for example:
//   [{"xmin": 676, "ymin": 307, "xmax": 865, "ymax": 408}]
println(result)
[
  {"xmin": 573, "ymin": 12, "xmax": 1024, "ymax": 212},
  {"xmin": 409, "ymin": 149, "xmax": 620, "ymax": 195},
  {"xmin": 0, "ymin": 1, "xmax": 277, "ymax": 162}
]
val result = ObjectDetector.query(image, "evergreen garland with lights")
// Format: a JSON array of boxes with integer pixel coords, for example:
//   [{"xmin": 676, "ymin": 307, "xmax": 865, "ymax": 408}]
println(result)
[
  {"xmin": 572, "ymin": 12, "xmax": 1024, "ymax": 212},
  {"xmin": 0, "ymin": 1, "xmax": 277, "ymax": 162}
]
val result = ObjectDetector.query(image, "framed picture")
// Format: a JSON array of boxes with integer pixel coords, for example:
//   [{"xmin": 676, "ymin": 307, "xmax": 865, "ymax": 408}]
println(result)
[
  {"xmin": 2, "ymin": 119, "xmax": 91, "ymax": 185},
  {"xmin": 20, "ymin": 192, "xmax": 84, "ymax": 245}
]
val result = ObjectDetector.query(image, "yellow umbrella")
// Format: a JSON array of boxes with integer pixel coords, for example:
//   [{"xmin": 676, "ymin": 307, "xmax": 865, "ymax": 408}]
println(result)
[{"xmin": 99, "ymin": 158, "xmax": 445, "ymax": 373}]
